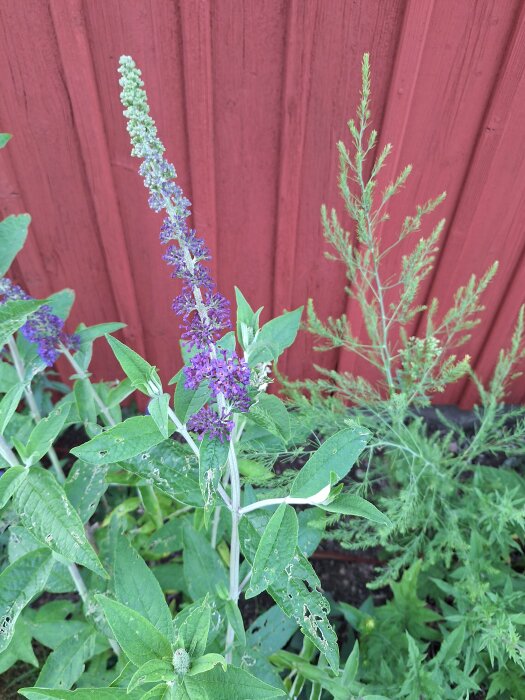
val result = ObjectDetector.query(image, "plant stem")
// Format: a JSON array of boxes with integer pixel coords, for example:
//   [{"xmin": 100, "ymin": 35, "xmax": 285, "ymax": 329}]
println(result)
[
  {"xmin": 4, "ymin": 338, "xmax": 121, "ymax": 652},
  {"xmin": 59, "ymin": 343, "xmax": 116, "ymax": 427},
  {"xmin": 7, "ymin": 337, "xmax": 66, "ymax": 482},
  {"xmin": 225, "ymin": 440, "xmax": 241, "ymax": 663}
]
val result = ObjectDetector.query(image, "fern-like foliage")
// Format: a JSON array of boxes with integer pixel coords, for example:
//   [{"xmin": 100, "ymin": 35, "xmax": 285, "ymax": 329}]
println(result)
[{"xmin": 282, "ymin": 54, "xmax": 525, "ymax": 698}]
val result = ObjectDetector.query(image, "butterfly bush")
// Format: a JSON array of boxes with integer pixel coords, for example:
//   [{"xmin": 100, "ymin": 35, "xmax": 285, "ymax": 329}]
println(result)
[
  {"xmin": 118, "ymin": 56, "xmax": 251, "ymax": 440},
  {"xmin": 0, "ymin": 277, "xmax": 78, "ymax": 365}
]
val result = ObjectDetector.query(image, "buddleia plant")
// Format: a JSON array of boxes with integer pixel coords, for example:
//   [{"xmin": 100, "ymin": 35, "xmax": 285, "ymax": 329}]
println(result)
[{"xmin": 9, "ymin": 57, "xmax": 392, "ymax": 700}]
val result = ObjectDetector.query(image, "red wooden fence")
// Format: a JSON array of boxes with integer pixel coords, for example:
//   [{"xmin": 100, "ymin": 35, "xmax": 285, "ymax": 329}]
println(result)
[{"xmin": 1, "ymin": 0, "xmax": 524, "ymax": 405}]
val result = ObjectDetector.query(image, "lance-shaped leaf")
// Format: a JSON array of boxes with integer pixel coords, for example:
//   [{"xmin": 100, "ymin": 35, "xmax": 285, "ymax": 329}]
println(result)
[
  {"xmin": 0, "ymin": 133, "xmax": 12, "ymax": 148},
  {"xmin": 182, "ymin": 526, "xmax": 228, "ymax": 600},
  {"xmin": 128, "ymin": 659, "xmax": 176, "ymax": 692},
  {"xmin": 184, "ymin": 665, "xmax": 285, "ymax": 698},
  {"xmin": 0, "ymin": 549, "xmax": 53, "ymax": 652},
  {"xmin": 0, "ymin": 214, "xmax": 30, "ymax": 276},
  {"xmin": 106, "ymin": 335, "xmax": 161, "ymax": 394},
  {"xmin": 12, "ymin": 467, "xmax": 106, "ymax": 577},
  {"xmin": 71, "ymin": 416, "xmax": 170, "ymax": 465},
  {"xmin": 0, "ymin": 466, "xmax": 26, "ymax": 509},
  {"xmin": 248, "ymin": 307, "xmax": 303, "ymax": 366},
  {"xmin": 74, "ymin": 322, "xmax": 126, "ymax": 345},
  {"xmin": 0, "ymin": 384, "xmax": 24, "ymax": 434},
  {"xmin": 246, "ymin": 504, "xmax": 298, "ymax": 599},
  {"xmin": 0, "ymin": 298, "xmax": 47, "ymax": 347},
  {"xmin": 173, "ymin": 376, "xmax": 210, "ymax": 424},
  {"xmin": 319, "ymin": 493, "xmax": 391, "ymax": 526},
  {"xmin": 36, "ymin": 626, "xmax": 98, "ymax": 690},
  {"xmin": 199, "ymin": 435, "xmax": 229, "ymax": 510},
  {"xmin": 19, "ymin": 689, "xmax": 144, "ymax": 699},
  {"xmin": 113, "ymin": 536, "xmax": 172, "ymax": 640},
  {"xmin": 65, "ymin": 461, "xmax": 108, "ymax": 523},
  {"xmin": 119, "ymin": 441, "xmax": 203, "ymax": 507},
  {"xmin": 22, "ymin": 404, "xmax": 70, "ymax": 466},
  {"xmin": 240, "ymin": 516, "xmax": 338, "ymax": 671},
  {"xmin": 148, "ymin": 393, "xmax": 170, "ymax": 438},
  {"xmin": 96, "ymin": 595, "xmax": 172, "ymax": 668},
  {"xmin": 290, "ymin": 426, "xmax": 370, "ymax": 498},
  {"xmin": 177, "ymin": 596, "xmax": 212, "ymax": 658}
]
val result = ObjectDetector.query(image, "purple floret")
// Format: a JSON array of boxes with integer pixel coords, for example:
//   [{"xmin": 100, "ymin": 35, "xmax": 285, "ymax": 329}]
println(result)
[{"xmin": 0, "ymin": 278, "xmax": 78, "ymax": 366}]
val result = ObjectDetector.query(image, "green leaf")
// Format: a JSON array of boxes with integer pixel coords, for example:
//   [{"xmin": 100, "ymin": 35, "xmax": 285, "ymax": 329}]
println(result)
[
  {"xmin": 146, "ymin": 518, "xmax": 184, "ymax": 558},
  {"xmin": 246, "ymin": 606, "xmax": 297, "ymax": 657},
  {"xmin": 0, "ymin": 549, "xmax": 53, "ymax": 651},
  {"xmin": 128, "ymin": 658, "xmax": 175, "ymax": 691},
  {"xmin": 177, "ymin": 596, "xmax": 211, "ymax": 658},
  {"xmin": 246, "ymin": 504, "xmax": 298, "ymax": 599},
  {"xmin": 199, "ymin": 435, "xmax": 229, "ymax": 510},
  {"xmin": 341, "ymin": 641, "xmax": 359, "ymax": 685},
  {"xmin": 185, "ymin": 665, "xmax": 285, "ymax": 698},
  {"xmin": 0, "ymin": 466, "xmax": 26, "ymax": 508},
  {"xmin": 240, "ymin": 517, "xmax": 338, "ymax": 671},
  {"xmin": 224, "ymin": 599, "xmax": 246, "ymax": 650},
  {"xmin": 0, "ymin": 616, "xmax": 38, "ymax": 674},
  {"xmin": 290, "ymin": 426, "xmax": 370, "ymax": 498},
  {"xmin": 23, "ymin": 404, "xmax": 70, "ymax": 466},
  {"xmin": 114, "ymin": 536, "xmax": 172, "ymax": 640},
  {"xmin": 187, "ymin": 652, "xmax": 226, "ymax": 676},
  {"xmin": 106, "ymin": 335, "xmax": 161, "ymax": 394},
  {"xmin": 174, "ymin": 377, "xmax": 210, "ymax": 425},
  {"xmin": 19, "ymin": 689, "xmax": 143, "ymax": 699},
  {"xmin": 12, "ymin": 466, "xmax": 106, "ymax": 577},
  {"xmin": 46, "ymin": 288, "xmax": 75, "ymax": 321},
  {"xmin": 65, "ymin": 461, "xmax": 108, "ymax": 522},
  {"xmin": 0, "ymin": 298, "xmax": 47, "ymax": 347},
  {"xmin": 73, "ymin": 379, "xmax": 97, "ymax": 426},
  {"xmin": 248, "ymin": 394, "xmax": 291, "ymax": 443},
  {"xmin": 0, "ymin": 133, "xmax": 12, "ymax": 148},
  {"xmin": 0, "ymin": 383, "xmax": 24, "ymax": 434},
  {"xmin": 248, "ymin": 307, "xmax": 303, "ymax": 365},
  {"xmin": 96, "ymin": 595, "xmax": 172, "ymax": 667},
  {"xmin": 148, "ymin": 393, "xmax": 170, "ymax": 439},
  {"xmin": 71, "ymin": 416, "xmax": 169, "ymax": 465},
  {"xmin": 235, "ymin": 287, "xmax": 262, "ymax": 352},
  {"xmin": 75, "ymin": 322, "xmax": 126, "ymax": 345},
  {"xmin": 119, "ymin": 441, "xmax": 203, "ymax": 507},
  {"xmin": 319, "ymin": 493, "xmax": 391, "ymax": 526},
  {"xmin": 36, "ymin": 626, "xmax": 97, "ymax": 689},
  {"xmin": 0, "ymin": 214, "xmax": 30, "ymax": 276},
  {"xmin": 183, "ymin": 526, "xmax": 228, "ymax": 600}
]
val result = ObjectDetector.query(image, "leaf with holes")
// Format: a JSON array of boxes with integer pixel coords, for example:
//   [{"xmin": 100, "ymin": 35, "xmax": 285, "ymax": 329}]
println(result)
[
  {"xmin": 246, "ymin": 504, "xmax": 298, "ymax": 599},
  {"xmin": 0, "ymin": 549, "xmax": 53, "ymax": 652},
  {"xmin": 199, "ymin": 435, "xmax": 229, "ymax": 511},
  {"xmin": 71, "ymin": 416, "xmax": 170, "ymax": 465},
  {"xmin": 12, "ymin": 467, "xmax": 106, "ymax": 577},
  {"xmin": 120, "ymin": 441, "xmax": 203, "ymax": 507}
]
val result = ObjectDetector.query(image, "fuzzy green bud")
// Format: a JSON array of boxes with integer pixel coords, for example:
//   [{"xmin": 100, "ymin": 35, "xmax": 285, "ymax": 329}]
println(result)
[{"xmin": 172, "ymin": 647, "xmax": 191, "ymax": 675}]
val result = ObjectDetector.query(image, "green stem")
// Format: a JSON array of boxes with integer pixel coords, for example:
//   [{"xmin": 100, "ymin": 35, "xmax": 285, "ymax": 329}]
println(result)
[
  {"xmin": 7, "ymin": 337, "xmax": 66, "ymax": 482},
  {"xmin": 225, "ymin": 440, "xmax": 241, "ymax": 663}
]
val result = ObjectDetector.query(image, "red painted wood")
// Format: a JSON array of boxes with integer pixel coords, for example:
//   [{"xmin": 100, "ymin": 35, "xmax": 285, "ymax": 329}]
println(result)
[{"xmin": 0, "ymin": 0, "xmax": 524, "ymax": 405}]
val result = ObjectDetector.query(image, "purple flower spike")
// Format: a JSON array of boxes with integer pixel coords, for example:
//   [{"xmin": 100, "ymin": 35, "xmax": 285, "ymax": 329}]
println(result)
[
  {"xmin": 119, "ymin": 55, "xmax": 251, "ymax": 440},
  {"xmin": 0, "ymin": 278, "xmax": 78, "ymax": 366}
]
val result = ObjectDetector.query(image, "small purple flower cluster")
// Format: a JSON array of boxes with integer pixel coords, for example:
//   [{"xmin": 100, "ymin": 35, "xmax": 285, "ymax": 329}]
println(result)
[
  {"xmin": 119, "ymin": 56, "xmax": 251, "ymax": 441},
  {"xmin": 0, "ymin": 278, "xmax": 78, "ymax": 366}
]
